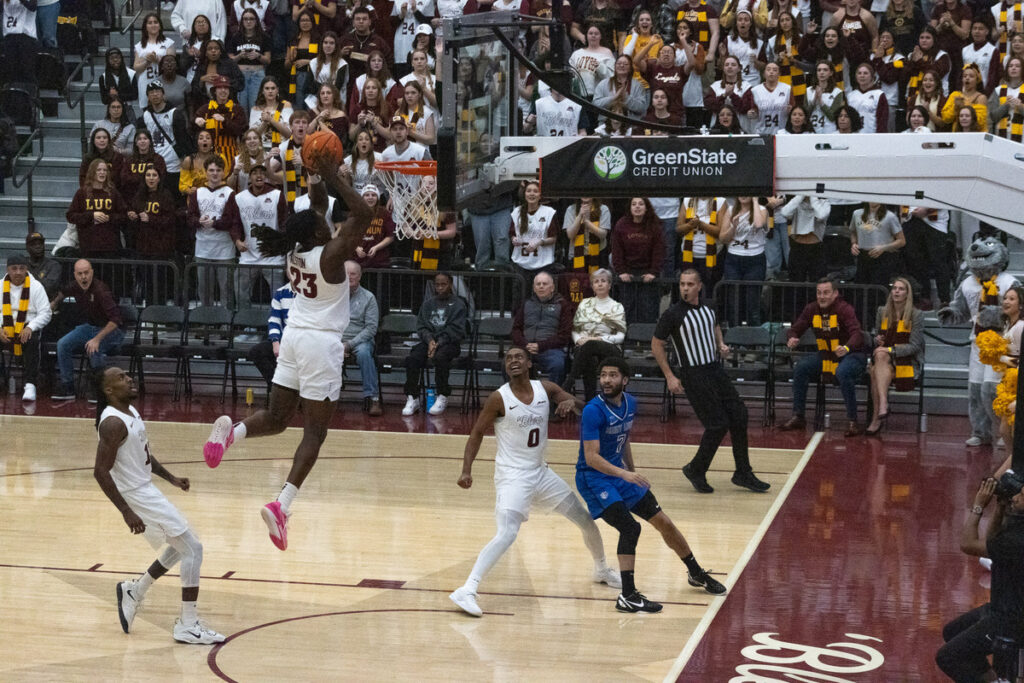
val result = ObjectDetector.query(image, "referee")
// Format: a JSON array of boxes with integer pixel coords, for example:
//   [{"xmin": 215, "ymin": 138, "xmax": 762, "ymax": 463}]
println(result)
[{"xmin": 651, "ymin": 269, "xmax": 771, "ymax": 494}]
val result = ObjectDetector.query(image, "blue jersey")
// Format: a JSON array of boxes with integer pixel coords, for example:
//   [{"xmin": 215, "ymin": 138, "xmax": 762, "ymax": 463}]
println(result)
[{"xmin": 576, "ymin": 392, "xmax": 637, "ymax": 473}]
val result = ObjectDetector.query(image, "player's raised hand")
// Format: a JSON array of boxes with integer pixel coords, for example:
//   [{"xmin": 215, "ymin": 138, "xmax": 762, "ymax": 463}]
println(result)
[
  {"xmin": 122, "ymin": 509, "xmax": 146, "ymax": 534},
  {"xmin": 457, "ymin": 472, "xmax": 473, "ymax": 489}
]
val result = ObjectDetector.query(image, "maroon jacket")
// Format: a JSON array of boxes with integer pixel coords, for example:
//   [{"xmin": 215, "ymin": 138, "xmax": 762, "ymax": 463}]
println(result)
[
  {"xmin": 787, "ymin": 295, "xmax": 865, "ymax": 351},
  {"xmin": 61, "ymin": 278, "xmax": 123, "ymax": 328},
  {"xmin": 610, "ymin": 216, "xmax": 664, "ymax": 276},
  {"xmin": 130, "ymin": 187, "xmax": 179, "ymax": 257},
  {"xmin": 66, "ymin": 187, "xmax": 128, "ymax": 255},
  {"xmin": 120, "ymin": 153, "xmax": 168, "ymax": 202}
]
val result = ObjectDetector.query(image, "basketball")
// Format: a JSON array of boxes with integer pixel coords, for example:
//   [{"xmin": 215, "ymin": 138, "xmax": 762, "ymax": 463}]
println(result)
[{"xmin": 301, "ymin": 130, "xmax": 346, "ymax": 169}]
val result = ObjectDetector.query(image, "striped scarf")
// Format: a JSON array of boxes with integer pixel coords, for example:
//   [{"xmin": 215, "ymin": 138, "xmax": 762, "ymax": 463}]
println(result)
[
  {"xmin": 996, "ymin": 84, "xmax": 1024, "ymax": 141},
  {"xmin": 205, "ymin": 99, "xmax": 238, "ymax": 175},
  {"xmin": 413, "ymin": 236, "xmax": 440, "ymax": 271},
  {"xmin": 572, "ymin": 205, "xmax": 601, "ymax": 273},
  {"xmin": 2, "ymin": 275, "xmax": 30, "ymax": 356},
  {"xmin": 976, "ymin": 277, "xmax": 1002, "ymax": 335},
  {"xmin": 998, "ymin": 3, "xmax": 1023, "ymax": 64},
  {"xmin": 900, "ymin": 206, "xmax": 938, "ymax": 222},
  {"xmin": 289, "ymin": 42, "xmax": 318, "ymax": 96},
  {"xmin": 775, "ymin": 35, "xmax": 806, "ymax": 99},
  {"xmin": 881, "ymin": 316, "xmax": 914, "ymax": 391},
  {"xmin": 269, "ymin": 102, "xmax": 285, "ymax": 145},
  {"xmin": 682, "ymin": 199, "xmax": 717, "ymax": 268},
  {"xmin": 283, "ymin": 141, "xmax": 307, "ymax": 208},
  {"xmin": 906, "ymin": 55, "xmax": 937, "ymax": 100},
  {"xmin": 679, "ymin": 0, "xmax": 711, "ymax": 49},
  {"xmin": 812, "ymin": 312, "xmax": 840, "ymax": 382}
]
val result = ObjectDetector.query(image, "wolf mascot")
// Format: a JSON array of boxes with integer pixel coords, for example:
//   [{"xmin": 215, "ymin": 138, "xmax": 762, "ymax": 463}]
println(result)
[{"xmin": 938, "ymin": 236, "xmax": 1019, "ymax": 445}]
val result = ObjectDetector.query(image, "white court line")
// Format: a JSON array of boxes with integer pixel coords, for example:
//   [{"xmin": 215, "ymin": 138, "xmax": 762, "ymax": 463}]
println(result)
[{"xmin": 662, "ymin": 431, "xmax": 825, "ymax": 683}]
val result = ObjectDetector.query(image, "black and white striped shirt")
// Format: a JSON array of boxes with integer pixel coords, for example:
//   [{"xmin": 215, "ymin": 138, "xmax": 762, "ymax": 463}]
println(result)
[{"xmin": 654, "ymin": 300, "xmax": 719, "ymax": 368}]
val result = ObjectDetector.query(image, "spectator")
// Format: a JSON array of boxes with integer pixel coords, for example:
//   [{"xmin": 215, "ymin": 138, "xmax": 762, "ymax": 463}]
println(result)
[
  {"xmin": 80, "ymin": 129, "xmax": 127, "ymax": 193},
  {"xmin": 906, "ymin": 26, "xmax": 952, "ymax": 100},
  {"xmin": 190, "ymin": 40, "xmax": 246, "ymax": 106},
  {"xmin": 744, "ymin": 61, "xmax": 793, "ymax": 134},
  {"xmin": 835, "ymin": 103, "xmax": 864, "ymax": 132},
  {"xmin": 943, "ymin": 63, "xmax": 989, "ymax": 129},
  {"xmin": 719, "ymin": 195, "xmax": 768, "ymax": 325},
  {"xmin": 172, "ymin": 0, "xmax": 227, "ymax": 41},
  {"xmin": 901, "ymin": 205, "xmax": 952, "ymax": 308},
  {"xmin": 760, "ymin": 11, "xmax": 805, "ymax": 107},
  {"xmin": 34, "ymin": 0, "xmax": 57, "ymax": 49},
  {"xmin": 807, "ymin": 59, "xmax": 846, "ymax": 132},
  {"xmin": 778, "ymin": 103, "xmax": 814, "ymax": 133},
  {"xmin": 831, "ymin": 0, "xmax": 877, "ymax": 58},
  {"xmin": 906, "ymin": 68, "xmax": 946, "ymax": 130},
  {"xmin": 348, "ymin": 77, "xmax": 392, "ymax": 151},
  {"xmin": 187, "ymin": 156, "xmax": 241, "ymax": 307},
  {"xmin": 25, "ymin": 232, "xmax": 61, "ymax": 298},
  {"xmin": 531, "ymin": 89, "xmax": 587, "ymax": 136},
  {"xmin": 91, "ymin": 98, "xmax": 136, "ymax": 156},
  {"xmin": 930, "ymin": 0, "xmax": 971, "ymax": 85},
  {"xmin": 635, "ymin": 42, "xmax": 689, "ymax": 121},
  {"xmin": 309, "ymin": 83, "xmax": 349, "ymax": 141},
  {"xmin": 780, "ymin": 193, "xmax": 830, "ymax": 281},
  {"xmin": 342, "ymin": 261, "xmax": 383, "ymax": 416},
  {"xmin": 905, "ymin": 103, "xmax": 933, "ymax": 132},
  {"xmin": 49, "ymin": 259, "xmax": 124, "ymax": 401},
  {"xmin": 399, "ymin": 48, "xmax": 438, "ymax": 110},
  {"xmin": 230, "ymin": 0, "xmax": 271, "ymax": 29},
  {"xmin": 401, "ymin": 271, "xmax": 469, "ymax": 417},
  {"xmin": 193, "ymin": 74, "xmax": 249, "ymax": 176},
  {"xmin": 986, "ymin": 283, "xmax": 1024, "ymax": 446},
  {"xmin": 180, "ymin": 15, "xmax": 214, "ymax": 82},
  {"xmin": 511, "ymin": 270, "xmax": 573, "ymax": 386},
  {"xmin": 230, "ymin": 162, "xmax": 288, "ymax": 306},
  {"xmin": 128, "ymin": 166, "xmax": 179, "ymax": 303},
  {"xmin": 55, "ymin": 0, "xmax": 98, "ymax": 57},
  {"xmin": 962, "ymin": 20, "xmax": 999, "ymax": 94},
  {"xmin": 339, "ymin": 7, "xmax": 393, "ymax": 89},
  {"xmin": 641, "ymin": 87, "xmax": 683, "ymax": 128},
  {"xmin": 675, "ymin": 0, "xmax": 722, "ymax": 65},
  {"xmin": 564, "ymin": 268, "xmax": 626, "ymax": 401},
  {"xmin": 778, "ymin": 277, "xmax": 868, "ymax": 435},
  {"xmin": 867, "ymin": 276, "xmax": 924, "ymax": 435},
  {"xmin": 341, "ymin": 130, "xmax": 382, "ymax": 192},
  {"xmin": 709, "ymin": 102, "xmax": 744, "ymax": 132},
  {"xmin": 133, "ymin": 12, "xmax": 177, "ymax": 106},
  {"xmin": 724, "ymin": 10, "xmax": 764, "ymax": 91},
  {"xmin": 988, "ymin": 56, "xmax": 1024, "ymax": 140},
  {"xmin": 705, "ymin": 55, "xmax": 751, "ymax": 130},
  {"xmin": 564, "ymin": 198, "xmax": 610, "ymax": 276},
  {"xmin": 880, "ymin": 0, "xmax": 926, "ymax": 55},
  {"xmin": 570, "ymin": 25, "xmax": 616, "ymax": 100},
  {"xmin": 247, "ymin": 283, "xmax": 294, "ymax": 386},
  {"xmin": 395, "ymin": 80, "xmax": 437, "ymax": 145},
  {"xmin": 308, "ymin": 31, "xmax": 349, "ymax": 108},
  {"xmin": 68, "ymin": 159, "xmax": 127, "ymax": 261},
  {"xmin": 800, "ymin": 26, "xmax": 866, "ymax": 91},
  {"xmin": 278, "ymin": 110, "xmax": 312, "ymax": 210},
  {"xmin": 137, "ymin": 81, "xmax": 191, "ymax": 197},
  {"xmin": 99, "ymin": 48, "xmax": 136, "ymax": 109},
  {"xmin": 228, "ymin": 8, "xmax": 273, "ymax": 112},
  {"xmin": 871, "ymin": 30, "xmax": 905, "ymax": 132},
  {"xmin": 120, "ymin": 130, "xmax": 168, "ymax": 202},
  {"xmin": 291, "ymin": 0, "xmax": 336, "ymax": 26},
  {"xmin": 1, "ymin": 254, "xmax": 52, "ymax": 402},
  {"xmin": 157, "ymin": 55, "xmax": 189, "ymax": 110},
  {"xmin": 996, "ymin": 18, "xmax": 1024, "ymax": 69},
  {"xmin": 509, "ymin": 180, "xmax": 558, "ymax": 286},
  {"xmin": 847, "ymin": 62, "xmax": 890, "ymax": 132},
  {"xmin": 229, "ymin": 129, "xmax": 276, "ymax": 192},
  {"xmin": 621, "ymin": 9, "xmax": 663, "ymax": 89},
  {"xmin": 354, "ymin": 184, "xmax": 395, "ymax": 268},
  {"xmin": 410, "ymin": 178, "xmax": 459, "ymax": 271},
  {"xmin": 572, "ymin": 0, "xmax": 620, "ymax": 51},
  {"xmin": 393, "ymin": 5, "xmax": 428, "ymax": 79},
  {"xmin": 611, "ymin": 197, "xmax": 664, "ymax": 324},
  {"xmin": 592, "ymin": 54, "xmax": 650, "ymax": 119},
  {"xmin": 382, "ymin": 115, "xmax": 431, "ymax": 163},
  {"xmin": 179, "ymin": 129, "xmax": 222, "ymax": 195},
  {"xmin": 674, "ymin": 19, "xmax": 708, "ymax": 127},
  {"xmin": 849, "ymin": 202, "xmax": 905, "ymax": 286},
  {"xmin": 678, "ymin": 196, "xmax": 729, "ymax": 291},
  {"xmin": 250, "ymin": 76, "xmax": 294, "ymax": 150}
]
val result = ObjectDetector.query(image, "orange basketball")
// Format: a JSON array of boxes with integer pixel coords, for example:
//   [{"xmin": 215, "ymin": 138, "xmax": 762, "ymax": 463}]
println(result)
[{"xmin": 301, "ymin": 130, "xmax": 346, "ymax": 169}]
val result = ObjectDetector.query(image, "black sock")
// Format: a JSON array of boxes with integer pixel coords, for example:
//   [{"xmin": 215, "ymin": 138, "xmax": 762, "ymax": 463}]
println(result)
[
  {"xmin": 620, "ymin": 569, "xmax": 635, "ymax": 595},
  {"xmin": 682, "ymin": 553, "xmax": 703, "ymax": 576},
  {"xmin": 147, "ymin": 560, "xmax": 170, "ymax": 579}
]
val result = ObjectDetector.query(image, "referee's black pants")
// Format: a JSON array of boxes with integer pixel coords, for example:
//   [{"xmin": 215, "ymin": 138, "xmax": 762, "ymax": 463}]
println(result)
[{"xmin": 679, "ymin": 362, "xmax": 752, "ymax": 476}]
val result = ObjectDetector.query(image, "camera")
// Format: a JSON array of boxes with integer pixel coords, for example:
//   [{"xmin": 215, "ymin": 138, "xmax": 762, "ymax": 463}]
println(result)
[{"xmin": 994, "ymin": 470, "xmax": 1024, "ymax": 503}]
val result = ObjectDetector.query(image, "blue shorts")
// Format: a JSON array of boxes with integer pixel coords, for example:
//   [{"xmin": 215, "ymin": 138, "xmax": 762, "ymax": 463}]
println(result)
[{"xmin": 575, "ymin": 469, "xmax": 649, "ymax": 519}]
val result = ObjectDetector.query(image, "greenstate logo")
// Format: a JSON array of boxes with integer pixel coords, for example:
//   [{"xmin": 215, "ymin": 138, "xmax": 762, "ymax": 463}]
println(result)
[{"xmin": 593, "ymin": 145, "xmax": 627, "ymax": 181}]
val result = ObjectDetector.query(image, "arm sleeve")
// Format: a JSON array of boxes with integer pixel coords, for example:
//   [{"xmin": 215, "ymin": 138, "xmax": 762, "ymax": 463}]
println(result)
[
  {"xmin": 27, "ymin": 283, "xmax": 52, "ymax": 331},
  {"xmin": 267, "ymin": 295, "xmax": 284, "ymax": 341},
  {"xmin": 653, "ymin": 306, "xmax": 675, "ymax": 340},
  {"xmin": 100, "ymin": 287, "xmax": 123, "ymax": 326},
  {"xmin": 441, "ymin": 299, "xmax": 469, "ymax": 344},
  {"xmin": 580, "ymin": 403, "xmax": 604, "ymax": 442},
  {"xmin": 66, "ymin": 190, "xmax": 90, "ymax": 227},
  {"xmin": 894, "ymin": 309, "xmax": 925, "ymax": 359},
  {"xmin": 416, "ymin": 301, "xmax": 435, "ymax": 342},
  {"xmin": 840, "ymin": 302, "xmax": 864, "ymax": 349},
  {"xmin": 186, "ymin": 193, "xmax": 201, "ymax": 235},
  {"xmin": 788, "ymin": 302, "xmax": 813, "ymax": 340}
]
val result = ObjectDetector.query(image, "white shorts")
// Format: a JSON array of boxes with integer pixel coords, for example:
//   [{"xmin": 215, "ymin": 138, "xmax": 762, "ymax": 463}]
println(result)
[
  {"xmin": 273, "ymin": 326, "xmax": 344, "ymax": 401},
  {"xmin": 494, "ymin": 465, "xmax": 574, "ymax": 520},
  {"xmin": 120, "ymin": 482, "xmax": 190, "ymax": 550}
]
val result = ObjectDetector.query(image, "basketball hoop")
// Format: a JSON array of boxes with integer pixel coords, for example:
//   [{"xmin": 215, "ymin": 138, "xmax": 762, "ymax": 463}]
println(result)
[{"xmin": 373, "ymin": 160, "xmax": 438, "ymax": 241}]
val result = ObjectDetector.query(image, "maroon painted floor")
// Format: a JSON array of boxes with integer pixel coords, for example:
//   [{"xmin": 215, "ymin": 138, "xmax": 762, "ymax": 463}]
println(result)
[{"xmin": 0, "ymin": 391, "xmax": 992, "ymax": 679}]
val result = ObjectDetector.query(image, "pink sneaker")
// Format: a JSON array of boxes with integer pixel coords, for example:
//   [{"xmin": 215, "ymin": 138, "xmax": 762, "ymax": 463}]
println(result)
[
  {"xmin": 261, "ymin": 501, "xmax": 289, "ymax": 550},
  {"xmin": 203, "ymin": 416, "xmax": 234, "ymax": 468}
]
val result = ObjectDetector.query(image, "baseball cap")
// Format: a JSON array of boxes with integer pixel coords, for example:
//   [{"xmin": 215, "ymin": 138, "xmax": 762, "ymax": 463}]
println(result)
[
  {"xmin": 7, "ymin": 254, "xmax": 28, "ymax": 267},
  {"xmin": 390, "ymin": 115, "xmax": 408, "ymax": 127},
  {"xmin": 25, "ymin": 232, "xmax": 44, "ymax": 243},
  {"xmin": 211, "ymin": 75, "xmax": 231, "ymax": 90},
  {"xmin": 415, "ymin": 24, "xmax": 432, "ymax": 36},
  {"xmin": 146, "ymin": 80, "xmax": 164, "ymax": 92}
]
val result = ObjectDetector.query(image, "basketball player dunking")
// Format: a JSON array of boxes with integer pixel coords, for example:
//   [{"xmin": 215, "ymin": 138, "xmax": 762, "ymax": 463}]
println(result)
[
  {"xmin": 449, "ymin": 347, "xmax": 621, "ymax": 617},
  {"xmin": 94, "ymin": 367, "xmax": 225, "ymax": 644},
  {"xmin": 204, "ymin": 159, "xmax": 372, "ymax": 550}
]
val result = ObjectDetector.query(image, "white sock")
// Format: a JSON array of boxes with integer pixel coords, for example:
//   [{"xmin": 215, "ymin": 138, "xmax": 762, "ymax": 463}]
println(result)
[
  {"xmin": 594, "ymin": 557, "xmax": 609, "ymax": 573},
  {"xmin": 277, "ymin": 482, "xmax": 299, "ymax": 513},
  {"xmin": 181, "ymin": 600, "xmax": 198, "ymax": 623},
  {"xmin": 233, "ymin": 422, "xmax": 247, "ymax": 443},
  {"xmin": 136, "ymin": 571, "xmax": 155, "ymax": 596}
]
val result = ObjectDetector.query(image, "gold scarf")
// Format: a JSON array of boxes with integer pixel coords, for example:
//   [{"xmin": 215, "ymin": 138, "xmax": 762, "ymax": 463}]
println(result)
[
  {"xmin": 881, "ymin": 316, "xmax": 914, "ymax": 390},
  {"xmin": 997, "ymin": 84, "xmax": 1024, "ymax": 142},
  {"xmin": 813, "ymin": 312, "xmax": 840, "ymax": 381},
  {"xmin": 2, "ymin": 275, "xmax": 30, "ymax": 356},
  {"xmin": 682, "ymin": 198, "xmax": 717, "ymax": 268},
  {"xmin": 289, "ymin": 42, "xmax": 319, "ymax": 95},
  {"xmin": 284, "ymin": 141, "xmax": 308, "ymax": 208},
  {"xmin": 998, "ymin": 3, "xmax": 1023, "ymax": 63}
]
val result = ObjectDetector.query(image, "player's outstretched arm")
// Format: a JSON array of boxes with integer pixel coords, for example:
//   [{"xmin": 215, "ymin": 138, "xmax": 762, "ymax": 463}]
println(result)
[
  {"xmin": 94, "ymin": 417, "xmax": 145, "ymax": 534},
  {"xmin": 149, "ymin": 455, "xmax": 190, "ymax": 492},
  {"xmin": 541, "ymin": 379, "xmax": 583, "ymax": 416},
  {"xmin": 318, "ymin": 158, "xmax": 373, "ymax": 277},
  {"xmin": 458, "ymin": 391, "xmax": 504, "ymax": 489}
]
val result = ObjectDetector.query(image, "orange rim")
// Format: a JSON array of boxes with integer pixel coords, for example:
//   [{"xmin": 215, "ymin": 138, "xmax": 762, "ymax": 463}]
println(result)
[{"xmin": 374, "ymin": 160, "xmax": 437, "ymax": 175}]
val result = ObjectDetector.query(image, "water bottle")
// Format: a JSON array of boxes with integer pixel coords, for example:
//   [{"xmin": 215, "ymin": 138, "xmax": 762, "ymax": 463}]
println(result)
[
  {"xmin": 426, "ymin": 388, "xmax": 436, "ymax": 412},
  {"xmin": 824, "ymin": 413, "xmax": 831, "ymax": 429}
]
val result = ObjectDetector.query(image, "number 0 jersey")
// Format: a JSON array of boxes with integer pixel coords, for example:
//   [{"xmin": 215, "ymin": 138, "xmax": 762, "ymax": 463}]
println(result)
[
  {"xmin": 99, "ymin": 405, "xmax": 152, "ymax": 493},
  {"xmin": 494, "ymin": 380, "xmax": 549, "ymax": 471},
  {"xmin": 576, "ymin": 392, "xmax": 637, "ymax": 473},
  {"xmin": 285, "ymin": 245, "xmax": 350, "ymax": 336}
]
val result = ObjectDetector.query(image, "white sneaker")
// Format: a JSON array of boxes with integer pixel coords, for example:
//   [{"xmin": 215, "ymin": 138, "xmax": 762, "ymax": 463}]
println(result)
[
  {"xmin": 449, "ymin": 586, "xmax": 483, "ymax": 617},
  {"xmin": 996, "ymin": 437, "xmax": 1006, "ymax": 449},
  {"xmin": 21, "ymin": 383, "xmax": 35, "ymax": 401},
  {"xmin": 593, "ymin": 566, "xmax": 622, "ymax": 589},
  {"xmin": 172, "ymin": 618, "xmax": 226, "ymax": 644},
  {"xmin": 116, "ymin": 579, "xmax": 143, "ymax": 633},
  {"xmin": 203, "ymin": 415, "xmax": 234, "ymax": 468},
  {"xmin": 428, "ymin": 394, "xmax": 448, "ymax": 415},
  {"xmin": 980, "ymin": 557, "xmax": 992, "ymax": 571},
  {"xmin": 402, "ymin": 396, "xmax": 420, "ymax": 416},
  {"xmin": 965, "ymin": 436, "xmax": 987, "ymax": 447}
]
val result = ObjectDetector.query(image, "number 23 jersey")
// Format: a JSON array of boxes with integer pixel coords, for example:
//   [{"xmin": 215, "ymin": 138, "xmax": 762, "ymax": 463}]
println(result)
[
  {"xmin": 285, "ymin": 245, "xmax": 350, "ymax": 336},
  {"xmin": 494, "ymin": 380, "xmax": 550, "ymax": 472}
]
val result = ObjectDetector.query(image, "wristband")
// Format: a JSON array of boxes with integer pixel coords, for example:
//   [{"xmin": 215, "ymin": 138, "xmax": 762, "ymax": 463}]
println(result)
[
  {"xmin": 887, "ymin": 346, "xmax": 894, "ymax": 354},
  {"xmin": 971, "ymin": 505, "xmax": 984, "ymax": 515}
]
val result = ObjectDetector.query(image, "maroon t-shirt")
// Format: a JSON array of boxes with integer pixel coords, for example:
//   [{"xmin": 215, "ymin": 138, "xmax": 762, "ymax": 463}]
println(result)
[
  {"xmin": 645, "ymin": 62, "xmax": 687, "ymax": 116},
  {"xmin": 357, "ymin": 207, "xmax": 396, "ymax": 268}
]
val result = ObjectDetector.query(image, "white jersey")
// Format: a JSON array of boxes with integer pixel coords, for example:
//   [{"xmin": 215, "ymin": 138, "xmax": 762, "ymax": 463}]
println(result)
[
  {"xmin": 194, "ymin": 186, "xmax": 236, "ymax": 259},
  {"xmin": 134, "ymin": 37, "xmax": 175, "ymax": 104},
  {"xmin": 100, "ymin": 405, "xmax": 152, "ymax": 493},
  {"xmin": 140, "ymin": 107, "xmax": 181, "ymax": 173},
  {"xmin": 962, "ymin": 42, "xmax": 997, "ymax": 90},
  {"xmin": 846, "ymin": 87, "xmax": 886, "ymax": 133},
  {"xmin": 535, "ymin": 96, "xmax": 581, "ymax": 137},
  {"xmin": 2, "ymin": 0, "xmax": 37, "ymax": 38},
  {"xmin": 235, "ymin": 188, "xmax": 286, "ymax": 265},
  {"xmin": 808, "ymin": 86, "xmax": 844, "ymax": 133},
  {"xmin": 392, "ymin": 0, "xmax": 436, "ymax": 63},
  {"xmin": 284, "ymin": 245, "xmax": 350, "ymax": 336},
  {"xmin": 494, "ymin": 380, "xmax": 549, "ymax": 472},
  {"xmin": 726, "ymin": 35, "xmax": 764, "ymax": 88},
  {"xmin": 509, "ymin": 205, "xmax": 557, "ymax": 270},
  {"xmin": 750, "ymin": 81, "xmax": 791, "ymax": 134},
  {"xmin": 726, "ymin": 207, "xmax": 767, "ymax": 256},
  {"xmin": 294, "ymin": 193, "xmax": 336, "ymax": 223}
]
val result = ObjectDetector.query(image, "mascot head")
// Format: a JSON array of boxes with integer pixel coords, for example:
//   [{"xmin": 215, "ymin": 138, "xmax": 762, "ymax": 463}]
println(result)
[{"xmin": 967, "ymin": 236, "xmax": 1009, "ymax": 282}]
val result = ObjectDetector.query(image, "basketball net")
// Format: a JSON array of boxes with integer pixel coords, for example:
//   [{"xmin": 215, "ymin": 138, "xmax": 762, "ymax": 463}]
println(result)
[{"xmin": 373, "ymin": 160, "xmax": 439, "ymax": 241}]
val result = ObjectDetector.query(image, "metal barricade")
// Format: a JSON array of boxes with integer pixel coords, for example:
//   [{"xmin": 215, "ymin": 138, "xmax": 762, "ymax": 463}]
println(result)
[
  {"xmin": 712, "ymin": 279, "xmax": 889, "ymax": 329},
  {"xmin": 55, "ymin": 256, "xmax": 180, "ymax": 307},
  {"xmin": 180, "ymin": 261, "xmax": 286, "ymax": 311},
  {"xmin": 362, "ymin": 268, "xmax": 527, "ymax": 319}
]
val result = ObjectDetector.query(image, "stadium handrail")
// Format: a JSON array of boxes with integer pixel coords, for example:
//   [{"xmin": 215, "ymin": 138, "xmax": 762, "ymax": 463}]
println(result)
[{"xmin": 65, "ymin": 54, "xmax": 95, "ymax": 156}]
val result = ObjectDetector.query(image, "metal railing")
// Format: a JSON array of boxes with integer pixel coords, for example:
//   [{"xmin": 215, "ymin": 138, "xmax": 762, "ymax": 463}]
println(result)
[
  {"xmin": 9, "ymin": 109, "xmax": 45, "ymax": 232},
  {"xmin": 65, "ymin": 54, "xmax": 95, "ymax": 156}
]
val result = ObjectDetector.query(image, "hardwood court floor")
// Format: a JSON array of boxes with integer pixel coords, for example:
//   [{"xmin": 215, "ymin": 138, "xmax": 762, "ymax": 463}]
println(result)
[{"xmin": 0, "ymin": 415, "xmax": 809, "ymax": 682}]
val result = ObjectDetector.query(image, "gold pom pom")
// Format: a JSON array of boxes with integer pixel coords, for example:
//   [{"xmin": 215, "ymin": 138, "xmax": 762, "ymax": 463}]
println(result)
[{"xmin": 977, "ymin": 330, "xmax": 1009, "ymax": 372}]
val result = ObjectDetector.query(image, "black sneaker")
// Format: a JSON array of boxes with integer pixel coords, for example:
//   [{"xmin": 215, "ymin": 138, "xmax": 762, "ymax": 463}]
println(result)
[
  {"xmin": 682, "ymin": 464, "xmax": 714, "ymax": 494},
  {"xmin": 615, "ymin": 590, "xmax": 663, "ymax": 613},
  {"xmin": 688, "ymin": 570, "xmax": 727, "ymax": 595},
  {"xmin": 732, "ymin": 471, "xmax": 771, "ymax": 493},
  {"xmin": 50, "ymin": 383, "xmax": 76, "ymax": 400}
]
